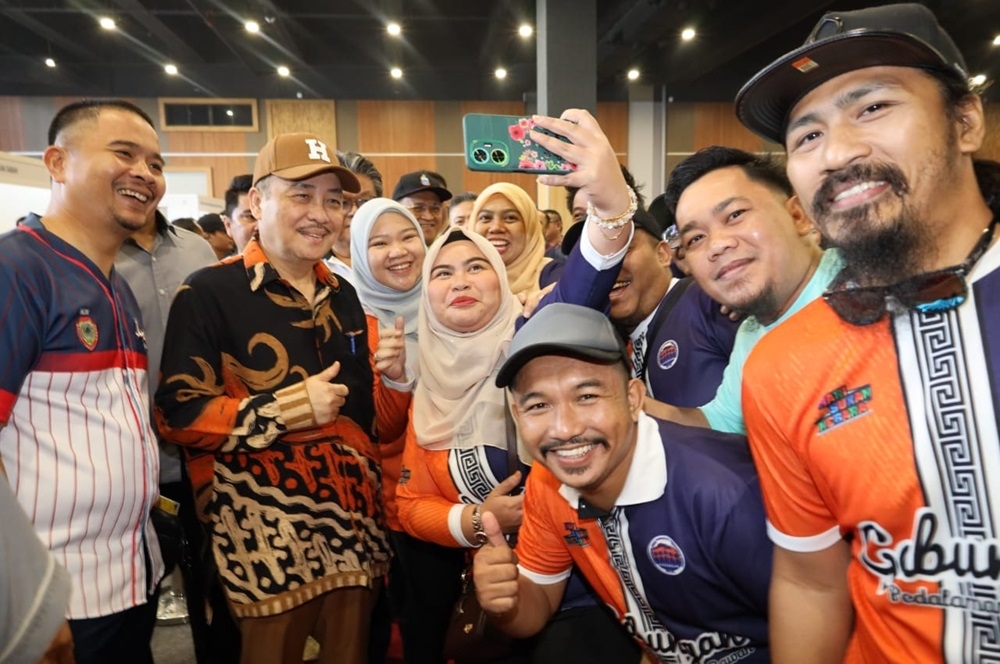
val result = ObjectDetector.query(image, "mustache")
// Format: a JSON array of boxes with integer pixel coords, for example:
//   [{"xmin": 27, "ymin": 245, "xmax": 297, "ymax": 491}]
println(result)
[
  {"xmin": 812, "ymin": 162, "xmax": 909, "ymax": 219},
  {"xmin": 539, "ymin": 435, "xmax": 608, "ymax": 456}
]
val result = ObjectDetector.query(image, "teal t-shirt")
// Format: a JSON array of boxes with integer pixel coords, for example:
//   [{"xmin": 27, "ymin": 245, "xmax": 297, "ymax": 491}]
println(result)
[{"xmin": 700, "ymin": 249, "xmax": 844, "ymax": 434}]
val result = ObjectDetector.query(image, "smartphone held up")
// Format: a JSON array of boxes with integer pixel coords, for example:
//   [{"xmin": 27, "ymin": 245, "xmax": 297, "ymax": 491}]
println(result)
[{"xmin": 462, "ymin": 113, "xmax": 576, "ymax": 175}]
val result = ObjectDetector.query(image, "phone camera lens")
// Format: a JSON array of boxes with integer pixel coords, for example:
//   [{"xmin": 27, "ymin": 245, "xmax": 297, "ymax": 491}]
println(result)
[
  {"xmin": 472, "ymin": 147, "xmax": 489, "ymax": 164},
  {"xmin": 490, "ymin": 149, "xmax": 507, "ymax": 165}
]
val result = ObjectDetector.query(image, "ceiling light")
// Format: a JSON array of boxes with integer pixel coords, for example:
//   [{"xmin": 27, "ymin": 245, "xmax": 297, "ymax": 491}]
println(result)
[
  {"xmin": 45, "ymin": 57, "xmax": 56, "ymax": 68},
  {"xmin": 681, "ymin": 27, "xmax": 696, "ymax": 41},
  {"xmin": 245, "ymin": 20, "xmax": 260, "ymax": 33},
  {"xmin": 99, "ymin": 16, "xmax": 116, "ymax": 30},
  {"xmin": 994, "ymin": 35, "xmax": 1000, "ymax": 46},
  {"xmin": 627, "ymin": 68, "xmax": 640, "ymax": 81},
  {"xmin": 277, "ymin": 65, "xmax": 290, "ymax": 77},
  {"xmin": 387, "ymin": 22, "xmax": 401, "ymax": 36},
  {"xmin": 226, "ymin": 109, "xmax": 234, "ymax": 117},
  {"xmin": 164, "ymin": 63, "xmax": 178, "ymax": 75},
  {"xmin": 390, "ymin": 66, "xmax": 403, "ymax": 79},
  {"xmin": 971, "ymin": 74, "xmax": 987, "ymax": 86},
  {"xmin": 518, "ymin": 24, "xmax": 533, "ymax": 38},
  {"xmin": 495, "ymin": 67, "xmax": 507, "ymax": 80}
]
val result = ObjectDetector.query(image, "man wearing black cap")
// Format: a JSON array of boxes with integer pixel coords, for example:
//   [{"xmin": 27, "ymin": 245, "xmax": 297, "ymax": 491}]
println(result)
[
  {"xmin": 156, "ymin": 132, "xmax": 413, "ymax": 664},
  {"xmin": 474, "ymin": 303, "xmax": 773, "ymax": 663},
  {"xmin": 392, "ymin": 170, "xmax": 452, "ymax": 245},
  {"xmin": 561, "ymin": 207, "xmax": 739, "ymax": 408},
  {"xmin": 735, "ymin": 4, "xmax": 1000, "ymax": 662}
]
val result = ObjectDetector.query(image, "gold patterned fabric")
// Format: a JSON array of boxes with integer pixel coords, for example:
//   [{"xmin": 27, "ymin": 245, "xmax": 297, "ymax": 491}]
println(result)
[{"xmin": 155, "ymin": 239, "xmax": 409, "ymax": 617}]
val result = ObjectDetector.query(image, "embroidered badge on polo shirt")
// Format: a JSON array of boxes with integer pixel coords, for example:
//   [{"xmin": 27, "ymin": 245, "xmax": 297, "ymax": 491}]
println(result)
[
  {"xmin": 76, "ymin": 309, "xmax": 99, "ymax": 351},
  {"xmin": 648, "ymin": 535, "xmax": 685, "ymax": 575},
  {"xmin": 815, "ymin": 383, "xmax": 872, "ymax": 434},
  {"xmin": 656, "ymin": 340, "xmax": 679, "ymax": 370}
]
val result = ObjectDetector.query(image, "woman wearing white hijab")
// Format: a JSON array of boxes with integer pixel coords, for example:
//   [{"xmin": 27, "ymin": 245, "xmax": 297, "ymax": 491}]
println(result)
[{"xmin": 396, "ymin": 109, "xmax": 645, "ymax": 663}]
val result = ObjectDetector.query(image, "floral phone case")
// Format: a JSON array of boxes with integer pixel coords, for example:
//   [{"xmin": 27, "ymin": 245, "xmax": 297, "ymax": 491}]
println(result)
[{"xmin": 462, "ymin": 113, "xmax": 577, "ymax": 175}]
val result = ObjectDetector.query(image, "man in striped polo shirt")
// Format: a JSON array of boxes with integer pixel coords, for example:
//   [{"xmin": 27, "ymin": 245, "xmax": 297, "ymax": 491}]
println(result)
[{"xmin": 0, "ymin": 99, "xmax": 165, "ymax": 663}]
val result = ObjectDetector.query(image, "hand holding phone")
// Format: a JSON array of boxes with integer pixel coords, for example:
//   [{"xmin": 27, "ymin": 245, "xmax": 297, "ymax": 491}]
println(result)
[{"xmin": 529, "ymin": 109, "xmax": 630, "ymax": 220}]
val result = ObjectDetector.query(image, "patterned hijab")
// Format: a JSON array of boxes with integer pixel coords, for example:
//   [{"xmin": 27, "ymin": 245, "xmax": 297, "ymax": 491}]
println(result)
[
  {"xmin": 350, "ymin": 198, "xmax": 425, "ymax": 371},
  {"xmin": 414, "ymin": 228, "xmax": 523, "ymax": 453},
  {"xmin": 470, "ymin": 182, "xmax": 551, "ymax": 298}
]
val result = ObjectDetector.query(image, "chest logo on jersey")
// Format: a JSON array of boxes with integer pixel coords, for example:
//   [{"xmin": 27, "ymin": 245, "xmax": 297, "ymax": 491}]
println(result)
[
  {"xmin": 815, "ymin": 383, "xmax": 872, "ymax": 434},
  {"xmin": 76, "ymin": 311, "xmax": 99, "ymax": 351},
  {"xmin": 656, "ymin": 340, "xmax": 679, "ymax": 370},
  {"xmin": 563, "ymin": 522, "xmax": 590, "ymax": 547},
  {"xmin": 648, "ymin": 535, "xmax": 685, "ymax": 575}
]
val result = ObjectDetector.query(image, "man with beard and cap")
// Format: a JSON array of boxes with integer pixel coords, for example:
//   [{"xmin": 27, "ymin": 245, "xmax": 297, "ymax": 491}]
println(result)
[
  {"xmin": 474, "ymin": 303, "xmax": 773, "ymax": 664},
  {"xmin": 734, "ymin": 4, "xmax": 1000, "ymax": 662},
  {"xmin": 156, "ymin": 132, "xmax": 413, "ymax": 664}
]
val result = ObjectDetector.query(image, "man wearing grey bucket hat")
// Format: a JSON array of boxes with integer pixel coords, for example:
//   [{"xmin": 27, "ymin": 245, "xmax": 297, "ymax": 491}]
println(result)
[{"xmin": 735, "ymin": 4, "xmax": 1000, "ymax": 663}]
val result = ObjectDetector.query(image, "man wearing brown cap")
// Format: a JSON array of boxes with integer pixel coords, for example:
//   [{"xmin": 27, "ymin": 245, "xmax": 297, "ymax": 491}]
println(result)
[
  {"xmin": 734, "ymin": 4, "xmax": 1000, "ymax": 663},
  {"xmin": 392, "ymin": 170, "xmax": 452, "ymax": 245},
  {"xmin": 155, "ymin": 132, "xmax": 413, "ymax": 664}
]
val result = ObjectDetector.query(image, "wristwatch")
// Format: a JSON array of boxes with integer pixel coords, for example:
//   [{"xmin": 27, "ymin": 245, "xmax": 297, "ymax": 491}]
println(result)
[{"xmin": 471, "ymin": 504, "xmax": 488, "ymax": 545}]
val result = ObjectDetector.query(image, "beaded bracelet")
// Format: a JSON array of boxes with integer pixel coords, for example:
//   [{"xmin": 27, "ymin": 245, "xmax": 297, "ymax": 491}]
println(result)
[{"xmin": 586, "ymin": 186, "xmax": 638, "ymax": 232}]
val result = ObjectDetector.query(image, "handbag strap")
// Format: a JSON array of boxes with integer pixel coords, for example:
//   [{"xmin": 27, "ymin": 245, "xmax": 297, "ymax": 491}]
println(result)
[{"xmin": 503, "ymin": 389, "xmax": 519, "ymax": 476}]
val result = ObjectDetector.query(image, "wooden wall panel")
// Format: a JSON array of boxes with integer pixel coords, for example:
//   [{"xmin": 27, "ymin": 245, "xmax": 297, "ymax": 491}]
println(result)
[
  {"xmin": 164, "ymin": 132, "xmax": 252, "ymax": 199},
  {"xmin": 596, "ymin": 101, "xmax": 629, "ymax": 163},
  {"xmin": 357, "ymin": 100, "xmax": 435, "ymax": 154},
  {"xmin": 265, "ymin": 100, "xmax": 337, "ymax": 144},
  {"xmin": 357, "ymin": 101, "xmax": 437, "ymax": 196},
  {"xmin": 692, "ymin": 103, "xmax": 769, "ymax": 152},
  {"xmin": 0, "ymin": 98, "xmax": 26, "ymax": 151}
]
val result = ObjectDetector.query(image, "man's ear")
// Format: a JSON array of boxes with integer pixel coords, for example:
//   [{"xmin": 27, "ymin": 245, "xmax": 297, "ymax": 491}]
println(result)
[
  {"xmin": 785, "ymin": 195, "xmax": 816, "ymax": 237},
  {"xmin": 654, "ymin": 240, "xmax": 673, "ymax": 268},
  {"xmin": 248, "ymin": 187, "xmax": 264, "ymax": 220},
  {"xmin": 43, "ymin": 145, "xmax": 67, "ymax": 183},
  {"xmin": 627, "ymin": 377, "xmax": 645, "ymax": 422},
  {"xmin": 955, "ymin": 95, "xmax": 985, "ymax": 155}
]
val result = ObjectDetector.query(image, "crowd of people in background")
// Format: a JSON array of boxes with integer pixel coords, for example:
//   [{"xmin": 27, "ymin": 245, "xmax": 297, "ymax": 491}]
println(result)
[{"xmin": 3, "ymin": 4, "xmax": 1000, "ymax": 664}]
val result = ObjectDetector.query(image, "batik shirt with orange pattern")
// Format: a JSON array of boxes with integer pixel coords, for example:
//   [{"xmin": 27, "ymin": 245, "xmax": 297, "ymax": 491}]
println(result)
[{"xmin": 155, "ymin": 239, "xmax": 411, "ymax": 618}]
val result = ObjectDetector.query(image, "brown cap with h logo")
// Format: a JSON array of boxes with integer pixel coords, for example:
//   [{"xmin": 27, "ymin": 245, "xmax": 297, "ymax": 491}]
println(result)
[{"xmin": 252, "ymin": 132, "xmax": 360, "ymax": 192}]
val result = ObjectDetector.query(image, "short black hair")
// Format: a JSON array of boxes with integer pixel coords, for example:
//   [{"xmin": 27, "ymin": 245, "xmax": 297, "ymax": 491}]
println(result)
[
  {"xmin": 197, "ymin": 213, "xmax": 227, "ymax": 235},
  {"xmin": 48, "ymin": 99, "xmax": 155, "ymax": 146},
  {"xmin": 336, "ymin": 151, "xmax": 384, "ymax": 197},
  {"xmin": 565, "ymin": 164, "xmax": 646, "ymax": 217},
  {"xmin": 662, "ymin": 147, "xmax": 791, "ymax": 227},
  {"xmin": 223, "ymin": 174, "xmax": 253, "ymax": 218}
]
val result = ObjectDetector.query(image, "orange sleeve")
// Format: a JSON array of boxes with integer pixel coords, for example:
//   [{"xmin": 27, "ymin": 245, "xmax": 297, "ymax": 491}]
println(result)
[
  {"xmin": 396, "ymin": 420, "xmax": 466, "ymax": 547},
  {"xmin": 514, "ymin": 470, "xmax": 574, "ymax": 580},
  {"xmin": 367, "ymin": 314, "xmax": 412, "ymax": 444}
]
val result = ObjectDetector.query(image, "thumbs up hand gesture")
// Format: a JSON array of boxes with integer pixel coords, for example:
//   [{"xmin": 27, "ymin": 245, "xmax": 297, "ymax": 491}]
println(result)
[
  {"xmin": 473, "ymin": 511, "xmax": 520, "ymax": 616},
  {"xmin": 305, "ymin": 361, "xmax": 350, "ymax": 425},
  {"xmin": 374, "ymin": 316, "xmax": 407, "ymax": 382}
]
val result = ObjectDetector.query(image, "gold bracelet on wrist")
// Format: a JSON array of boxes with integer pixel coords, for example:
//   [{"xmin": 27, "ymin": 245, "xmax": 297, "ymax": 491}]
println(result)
[
  {"xmin": 586, "ymin": 186, "xmax": 638, "ymax": 232},
  {"xmin": 471, "ymin": 504, "xmax": 488, "ymax": 545}
]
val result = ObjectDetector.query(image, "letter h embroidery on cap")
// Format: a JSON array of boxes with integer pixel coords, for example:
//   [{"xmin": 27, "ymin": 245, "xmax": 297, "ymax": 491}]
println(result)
[{"xmin": 305, "ymin": 138, "xmax": 330, "ymax": 163}]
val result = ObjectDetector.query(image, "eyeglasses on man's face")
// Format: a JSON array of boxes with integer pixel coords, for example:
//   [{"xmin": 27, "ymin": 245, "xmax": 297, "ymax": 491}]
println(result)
[{"xmin": 407, "ymin": 203, "xmax": 443, "ymax": 218}]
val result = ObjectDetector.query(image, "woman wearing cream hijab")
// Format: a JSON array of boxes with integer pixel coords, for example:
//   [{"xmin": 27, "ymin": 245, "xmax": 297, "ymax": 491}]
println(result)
[{"xmin": 470, "ymin": 182, "xmax": 564, "ymax": 298}]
